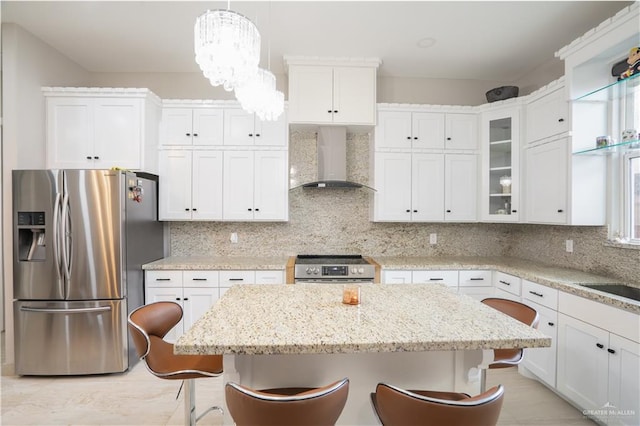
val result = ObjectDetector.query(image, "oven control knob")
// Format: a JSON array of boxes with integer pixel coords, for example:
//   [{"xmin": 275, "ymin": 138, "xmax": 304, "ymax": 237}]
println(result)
[
  {"xmin": 358, "ymin": 267, "xmax": 364, "ymax": 274},
  {"xmin": 314, "ymin": 267, "xmax": 320, "ymax": 274},
  {"xmin": 350, "ymin": 267, "xmax": 356, "ymax": 274}
]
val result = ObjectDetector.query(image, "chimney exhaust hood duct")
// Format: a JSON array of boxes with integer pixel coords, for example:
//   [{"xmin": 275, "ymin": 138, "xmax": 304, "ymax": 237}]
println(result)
[{"xmin": 302, "ymin": 127, "xmax": 369, "ymax": 189}]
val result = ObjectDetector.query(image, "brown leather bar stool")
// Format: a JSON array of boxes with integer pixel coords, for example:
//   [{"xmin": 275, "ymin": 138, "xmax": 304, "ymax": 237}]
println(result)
[
  {"xmin": 225, "ymin": 377, "xmax": 349, "ymax": 426},
  {"xmin": 371, "ymin": 383, "xmax": 505, "ymax": 426},
  {"xmin": 128, "ymin": 301, "xmax": 223, "ymax": 426},
  {"xmin": 480, "ymin": 297, "xmax": 540, "ymax": 392}
]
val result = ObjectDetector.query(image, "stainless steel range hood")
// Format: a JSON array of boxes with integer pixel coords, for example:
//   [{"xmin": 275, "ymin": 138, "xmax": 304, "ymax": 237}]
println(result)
[{"xmin": 302, "ymin": 126, "xmax": 364, "ymax": 189}]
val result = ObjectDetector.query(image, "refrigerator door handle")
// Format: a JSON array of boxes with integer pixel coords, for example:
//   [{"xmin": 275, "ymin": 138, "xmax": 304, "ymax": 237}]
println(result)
[
  {"xmin": 61, "ymin": 193, "xmax": 72, "ymax": 281},
  {"xmin": 20, "ymin": 306, "xmax": 112, "ymax": 314},
  {"xmin": 52, "ymin": 192, "xmax": 63, "ymax": 282}
]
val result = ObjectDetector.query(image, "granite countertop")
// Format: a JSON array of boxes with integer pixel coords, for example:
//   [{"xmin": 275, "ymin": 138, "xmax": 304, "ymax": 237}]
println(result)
[
  {"xmin": 142, "ymin": 256, "xmax": 290, "ymax": 270},
  {"xmin": 174, "ymin": 283, "xmax": 550, "ymax": 356},
  {"xmin": 373, "ymin": 256, "xmax": 640, "ymax": 314}
]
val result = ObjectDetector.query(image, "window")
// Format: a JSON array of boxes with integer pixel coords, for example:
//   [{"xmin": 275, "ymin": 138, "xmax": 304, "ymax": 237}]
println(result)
[{"xmin": 625, "ymin": 152, "xmax": 640, "ymax": 242}]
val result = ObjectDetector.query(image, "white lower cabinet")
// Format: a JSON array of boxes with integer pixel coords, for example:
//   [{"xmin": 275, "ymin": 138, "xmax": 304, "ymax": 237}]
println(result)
[
  {"xmin": 382, "ymin": 270, "xmax": 413, "ymax": 284},
  {"xmin": 557, "ymin": 292, "xmax": 640, "ymax": 425},
  {"xmin": 492, "ymin": 271, "xmax": 521, "ymax": 298},
  {"xmin": 522, "ymin": 300, "xmax": 558, "ymax": 387},
  {"xmin": 145, "ymin": 270, "xmax": 220, "ymax": 343},
  {"xmin": 521, "ymin": 280, "xmax": 559, "ymax": 388},
  {"xmin": 145, "ymin": 269, "xmax": 285, "ymax": 341},
  {"xmin": 412, "ymin": 270, "xmax": 458, "ymax": 288},
  {"xmin": 458, "ymin": 270, "xmax": 493, "ymax": 300}
]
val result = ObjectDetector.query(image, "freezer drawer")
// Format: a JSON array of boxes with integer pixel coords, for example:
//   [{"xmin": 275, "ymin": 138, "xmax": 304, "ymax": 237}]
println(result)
[{"xmin": 14, "ymin": 300, "xmax": 128, "ymax": 375}]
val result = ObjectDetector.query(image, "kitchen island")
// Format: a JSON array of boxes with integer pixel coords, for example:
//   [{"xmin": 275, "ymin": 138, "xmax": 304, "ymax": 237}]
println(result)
[{"xmin": 175, "ymin": 283, "xmax": 550, "ymax": 425}]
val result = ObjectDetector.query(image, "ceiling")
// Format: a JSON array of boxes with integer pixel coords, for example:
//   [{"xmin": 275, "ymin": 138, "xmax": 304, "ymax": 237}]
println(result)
[{"xmin": 1, "ymin": 1, "xmax": 633, "ymax": 82}]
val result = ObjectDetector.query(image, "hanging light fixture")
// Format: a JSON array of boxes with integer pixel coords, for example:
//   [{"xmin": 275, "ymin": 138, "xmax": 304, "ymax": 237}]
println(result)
[
  {"xmin": 234, "ymin": 2, "xmax": 284, "ymax": 120},
  {"xmin": 235, "ymin": 68, "xmax": 284, "ymax": 120},
  {"xmin": 194, "ymin": 8, "xmax": 261, "ymax": 91}
]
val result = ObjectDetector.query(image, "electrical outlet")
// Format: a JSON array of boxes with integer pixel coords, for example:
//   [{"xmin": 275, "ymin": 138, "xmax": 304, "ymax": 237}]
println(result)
[
  {"xmin": 230, "ymin": 232, "xmax": 238, "ymax": 243},
  {"xmin": 430, "ymin": 233, "xmax": 437, "ymax": 245},
  {"xmin": 565, "ymin": 239, "xmax": 573, "ymax": 253}
]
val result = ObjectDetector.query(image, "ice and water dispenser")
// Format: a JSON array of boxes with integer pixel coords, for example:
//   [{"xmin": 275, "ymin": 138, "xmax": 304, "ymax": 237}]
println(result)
[{"xmin": 17, "ymin": 211, "xmax": 47, "ymax": 261}]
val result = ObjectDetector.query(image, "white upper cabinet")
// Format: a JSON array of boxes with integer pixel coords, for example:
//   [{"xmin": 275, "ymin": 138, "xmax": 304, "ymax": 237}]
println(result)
[
  {"xmin": 376, "ymin": 112, "xmax": 445, "ymax": 150},
  {"xmin": 223, "ymin": 107, "xmax": 287, "ymax": 147},
  {"xmin": 44, "ymin": 87, "xmax": 160, "ymax": 172},
  {"xmin": 376, "ymin": 110, "xmax": 476, "ymax": 151},
  {"xmin": 445, "ymin": 113, "xmax": 478, "ymax": 150},
  {"xmin": 160, "ymin": 107, "xmax": 223, "ymax": 147},
  {"xmin": 480, "ymin": 106, "xmax": 521, "ymax": 222},
  {"xmin": 158, "ymin": 150, "xmax": 223, "ymax": 221},
  {"xmin": 223, "ymin": 150, "xmax": 288, "ymax": 221},
  {"xmin": 444, "ymin": 154, "xmax": 478, "ymax": 222},
  {"xmin": 525, "ymin": 83, "xmax": 569, "ymax": 144},
  {"xmin": 525, "ymin": 137, "xmax": 568, "ymax": 224},
  {"xmin": 285, "ymin": 57, "xmax": 380, "ymax": 126}
]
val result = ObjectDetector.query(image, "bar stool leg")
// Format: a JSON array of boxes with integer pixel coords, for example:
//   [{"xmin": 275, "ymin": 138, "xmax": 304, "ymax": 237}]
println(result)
[
  {"xmin": 184, "ymin": 379, "xmax": 196, "ymax": 426},
  {"xmin": 480, "ymin": 368, "xmax": 487, "ymax": 393}
]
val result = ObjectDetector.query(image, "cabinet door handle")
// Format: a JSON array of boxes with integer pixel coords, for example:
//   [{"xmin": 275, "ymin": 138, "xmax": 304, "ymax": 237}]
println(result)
[
  {"xmin": 247, "ymin": 208, "xmax": 253, "ymax": 211},
  {"xmin": 186, "ymin": 133, "xmax": 191, "ymax": 136},
  {"xmin": 499, "ymin": 280, "xmax": 511, "ymax": 286},
  {"xmin": 175, "ymin": 297, "xmax": 181, "ymax": 301},
  {"xmin": 333, "ymin": 110, "xmax": 338, "ymax": 113},
  {"xmin": 256, "ymin": 134, "xmax": 260, "ymax": 137},
  {"xmin": 413, "ymin": 137, "xmax": 418, "ymax": 140},
  {"xmin": 156, "ymin": 278, "xmax": 171, "ymax": 281},
  {"xmin": 185, "ymin": 208, "xmax": 190, "ymax": 211},
  {"xmin": 229, "ymin": 278, "xmax": 244, "ymax": 281},
  {"xmin": 558, "ymin": 118, "xmax": 564, "ymax": 122},
  {"xmin": 548, "ymin": 322, "xmax": 555, "ymax": 326},
  {"xmin": 255, "ymin": 208, "xmax": 260, "ymax": 212},
  {"xmin": 557, "ymin": 209, "xmax": 564, "ymax": 213},
  {"xmin": 406, "ymin": 209, "xmax": 411, "ymax": 213},
  {"xmin": 470, "ymin": 278, "xmax": 484, "ymax": 281},
  {"xmin": 596, "ymin": 343, "xmax": 604, "ymax": 349},
  {"xmin": 512, "ymin": 210, "xmax": 517, "ymax": 213},
  {"xmin": 446, "ymin": 137, "xmax": 451, "ymax": 141},
  {"xmin": 248, "ymin": 133, "xmax": 253, "ymax": 137},
  {"xmin": 93, "ymin": 156, "xmax": 99, "ymax": 160},
  {"xmin": 413, "ymin": 210, "xmax": 417, "ymax": 213},
  {"xmin": 429, "ymin": 278, "xmax": 444, "ymax": 281},
  {"xmin": 86, "ymin": 156, "xmax": 92, "ymax": 160},
  {"xmin": 193, "ymin": 133, "xmax": 198, "ymax": 137},
  {"xmin": 328, "ymin": 110, "xmax": 332, "ymax": 114},
  {"xmin": 406, "ymin": 136, "xmax": 411, "ymax": 140},
  {"xmin": 529, "ymin": 291, "xmax": 543, "ymax": 297},
  {"xmin": 183, "ymin": 297, "xmax": 189, "ymax": 301},
  {"xmin": 607, "ymin": 348, "xmax": 616, "ymax": 354},
  {"xmin": 192, "ymin": 208, "xmax": 197, "ymax": 212},
  {"xmin": 192, "ymin": 278, "xmax": 207, "ymax": 281},
  {"xmin": 446, "ymin": 210, "xmax": 451, "ymax": 213}
]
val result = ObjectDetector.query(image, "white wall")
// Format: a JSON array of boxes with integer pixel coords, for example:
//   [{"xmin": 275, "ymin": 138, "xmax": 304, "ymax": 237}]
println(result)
[{"xmin": 1, "ymin": 23, "xmax": 90, "ymax": 369}]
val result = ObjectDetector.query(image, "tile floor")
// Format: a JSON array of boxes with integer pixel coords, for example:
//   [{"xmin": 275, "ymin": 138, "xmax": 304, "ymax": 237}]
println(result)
[{"xmin": 1, "ymin": 333, "xmax": 593, "ymax": 425}]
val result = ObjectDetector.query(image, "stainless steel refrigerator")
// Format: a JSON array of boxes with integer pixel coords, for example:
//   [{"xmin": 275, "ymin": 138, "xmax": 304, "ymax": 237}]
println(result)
[{"xmin": 13, "ymin": 169, "xmax": 164, "ymax": 375}]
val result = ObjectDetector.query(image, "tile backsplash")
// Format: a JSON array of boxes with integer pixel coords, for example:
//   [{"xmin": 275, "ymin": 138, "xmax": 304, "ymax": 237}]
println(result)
[{"xmin": 169, "ymin": 131, "xmax": 639, "ymax": 283}]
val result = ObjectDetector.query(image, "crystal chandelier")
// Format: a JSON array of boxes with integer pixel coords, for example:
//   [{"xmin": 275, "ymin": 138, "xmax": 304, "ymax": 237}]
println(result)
[
  {"xmin": 235, "ymin": 68, "xmax": 284, "ymax": 121},
  {"xmin": 194, "ymin": 9, "xmax": 261, "ymax": 91}
]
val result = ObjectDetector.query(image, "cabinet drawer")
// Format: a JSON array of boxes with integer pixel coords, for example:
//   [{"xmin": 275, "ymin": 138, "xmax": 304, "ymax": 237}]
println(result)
[
  {"xmin": 383, "ymin": 270, "xmax": 412, "ymax": 284},
  {"xmin": 255, "ymin": 270, "xmax": 284, "ymax": 285},
  {"xmin": 522, "ymin": 279, "xmax": 558, "ymax": 310},
  {"xmin": 146, "ymin": 271, "xmax": 183, "ymax": 287},
  {"xmin": 459, "ymin": 270, "xmax": 492, "ymax": 287},
  {"xmin": 412, "ymin": 270, "xmax": 458, "ymax": 288},
  {"xmin": 493, "ymin": 271, "xmax": 521, "ymax": 296},
  {"xmin": 183, "ymin": 270, "xmax": 219, "ymax": 287},
  {"xmin": 219, "ymin": 270, "xmax": 256, "ymax": 286}
]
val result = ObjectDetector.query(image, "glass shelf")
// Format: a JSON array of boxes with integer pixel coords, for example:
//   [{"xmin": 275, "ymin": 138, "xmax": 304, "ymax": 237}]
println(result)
[
  {"xmin": 490, "ymin": 166, "xmax": 511, "ymax": 172},
  {"xmin": 490, "ymin": 193, "xmax": 512, "ymax": 197},
  {"xmin": 574, "ymin": 73, "xmax": 639, "ymax": 102},
  {"xmin": 573, "ymin": 138, "xmax": 640, "ymax": 155}
]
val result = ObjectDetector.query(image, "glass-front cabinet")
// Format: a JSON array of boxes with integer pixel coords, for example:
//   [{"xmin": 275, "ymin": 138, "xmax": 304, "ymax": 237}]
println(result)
[{"xmin": 481, "ymin": 107, "xmax": 520, "ymax": 222}]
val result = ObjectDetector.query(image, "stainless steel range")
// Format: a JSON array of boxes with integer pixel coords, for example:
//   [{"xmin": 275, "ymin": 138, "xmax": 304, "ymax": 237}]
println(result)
[{"xmin": 294, "ymin": 255, "xmax": 375, "ymax": 283}]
